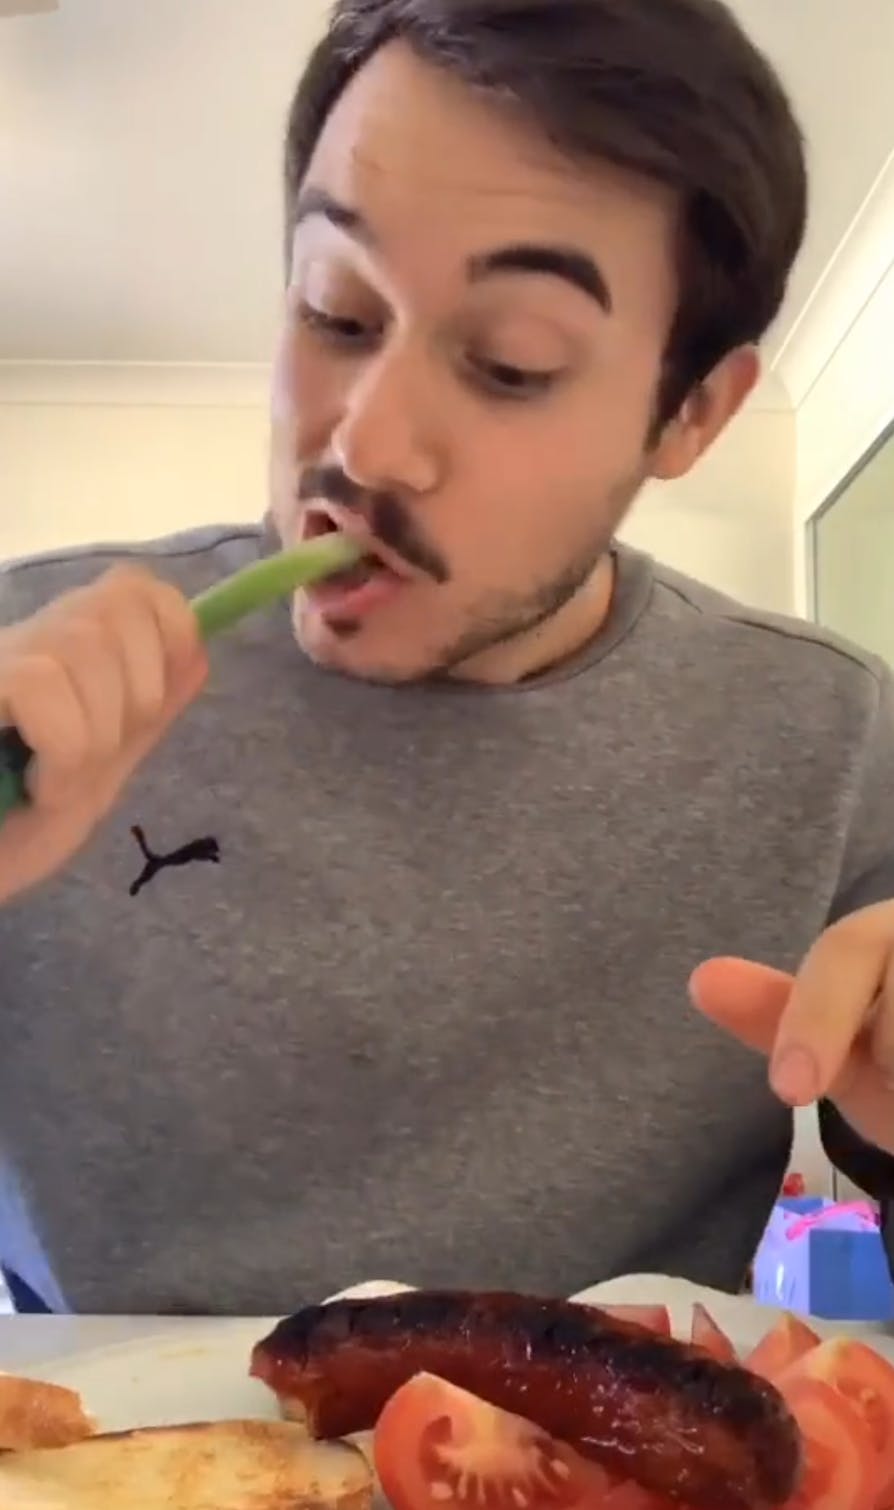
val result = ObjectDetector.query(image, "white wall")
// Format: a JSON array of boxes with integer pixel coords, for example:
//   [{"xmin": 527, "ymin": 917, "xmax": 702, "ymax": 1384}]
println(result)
[
  {"xmin": 1, "ymin": 365, "xmax": 797, "ymax": 613},
  {"xmin": 0, "ymin": 365, "xmax": 270, "ymax": 561},
  {"xmin": 1, "ymin": 403, "xmax": 271, "ymax": 561},
  {"xmin": 621, "ymin": 406, "xmax": 795, "ymax": 614},
  {"xmin": 787, "ymin": 153, "xmax": 894, "ymax": 616}
]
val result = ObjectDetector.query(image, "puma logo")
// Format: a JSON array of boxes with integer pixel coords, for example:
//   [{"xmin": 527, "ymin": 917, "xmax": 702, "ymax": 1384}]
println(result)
[{"xmin": 129, "ymin": 825, "xmax": 221, "ymax": 897}]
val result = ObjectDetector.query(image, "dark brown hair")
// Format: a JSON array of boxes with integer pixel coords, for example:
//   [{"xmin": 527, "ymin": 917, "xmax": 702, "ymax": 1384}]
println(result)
[{"xmin": 284, "ymin": 0, "xmax": 807, "ymax": 426}]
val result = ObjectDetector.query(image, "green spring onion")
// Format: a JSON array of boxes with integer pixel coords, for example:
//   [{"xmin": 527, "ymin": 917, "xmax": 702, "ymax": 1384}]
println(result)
[{"xmin": 191, "ymin": 533, "xmax": 360, "ymax": 639}]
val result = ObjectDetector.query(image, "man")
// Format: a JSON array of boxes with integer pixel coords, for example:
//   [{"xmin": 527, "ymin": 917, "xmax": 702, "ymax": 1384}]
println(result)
[{"xmin": 1, "ymin": 0, "xmax": 893, "ymax": 1316}]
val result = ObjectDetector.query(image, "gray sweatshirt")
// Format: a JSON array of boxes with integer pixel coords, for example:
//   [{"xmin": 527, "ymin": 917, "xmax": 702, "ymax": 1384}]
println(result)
[{"xmin": 1, "ymin": 527, "xmax": 892, "ymax": 1315}]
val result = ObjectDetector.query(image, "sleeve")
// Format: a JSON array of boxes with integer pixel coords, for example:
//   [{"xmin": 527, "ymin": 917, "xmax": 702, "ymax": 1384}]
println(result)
[
  {"xmin": 818, "ymin": 1099, "xmax": 894, "ymax": 1201},
  {"xmin": 0, "ymin": 555, "xmax": 54, "ymax": 626},
  {"xmin": 0, "ymin": 541, "xmax": 122, "ymax": 626},
  {"xmin": 819, "ymin": 661, "xmax": 894, "ymax": 1192}
]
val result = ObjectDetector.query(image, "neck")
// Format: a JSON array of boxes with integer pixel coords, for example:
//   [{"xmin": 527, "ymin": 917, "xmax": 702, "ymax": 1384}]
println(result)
[{"xmin": 449, "ymin": 554, "xmax": 617, "ymax": 686}]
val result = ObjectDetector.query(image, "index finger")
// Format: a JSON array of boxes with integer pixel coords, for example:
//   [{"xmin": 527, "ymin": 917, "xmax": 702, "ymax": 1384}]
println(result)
[
  {"xmin": 689, "ymin": 957, "xmax": 793, "ymax": 1054},
  {"xmin": 770, "ymin": 913, "xmax": 891, "ymax": 1105}
]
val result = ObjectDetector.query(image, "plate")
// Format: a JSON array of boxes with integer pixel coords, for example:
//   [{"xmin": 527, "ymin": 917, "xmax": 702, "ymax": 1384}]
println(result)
[
  {"xmin": 569, "ymin": 1273, "xmax": 894, "ymax": 1359},
  {"xmin": 15, "ymin": 1318, "xmax": 282, "ymax": 1434},
  {"xmin": 7, "ymin": 1275, "xmax": 894, "ymax": 1504}
]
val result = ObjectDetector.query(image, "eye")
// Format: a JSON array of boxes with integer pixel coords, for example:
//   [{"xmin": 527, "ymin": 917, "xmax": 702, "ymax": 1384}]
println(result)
[
  {"xmin": 471, "ymin": 357, "xmax": 560, "ymax": 401},
  {"xmin": 297, "ymin": 300, "xmax": 382, "ymax": 350}
]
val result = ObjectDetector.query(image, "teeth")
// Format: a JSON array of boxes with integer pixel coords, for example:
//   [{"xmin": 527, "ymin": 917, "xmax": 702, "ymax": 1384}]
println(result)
[
  {"xmin": 302, "ymin": 511, "xmax": 391, "ymax": 576},
  {"xmin": 304, "ymin": 507, "xmax": 340, "ymax": 540}
]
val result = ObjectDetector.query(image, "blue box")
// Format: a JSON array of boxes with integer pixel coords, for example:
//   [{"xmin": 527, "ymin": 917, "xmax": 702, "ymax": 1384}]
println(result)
[
  {"xmin": 753, "ymin": 1198, "xmax": 894, "ymax": 1321},
  {"xmin": 809, "ymin": 1228, "xmax": 894, "ymax": 1322}
]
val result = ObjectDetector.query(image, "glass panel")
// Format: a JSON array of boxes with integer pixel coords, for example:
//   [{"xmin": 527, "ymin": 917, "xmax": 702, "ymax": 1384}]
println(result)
[{"xmin": 812, "ymin": 427, "xmax": 894, "ymax": 665}]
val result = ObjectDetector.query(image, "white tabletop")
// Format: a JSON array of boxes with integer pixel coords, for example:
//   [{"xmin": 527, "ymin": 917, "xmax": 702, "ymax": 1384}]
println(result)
[{"xmin": 0, "ymin": 1315, "xmax": 280, "ymax": 1373}]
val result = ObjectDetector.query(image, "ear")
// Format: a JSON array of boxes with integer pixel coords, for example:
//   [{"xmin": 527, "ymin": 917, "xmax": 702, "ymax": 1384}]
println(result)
[{"xmin": 649, "ymin": 345, "xmax": 760, "ymax": 482}]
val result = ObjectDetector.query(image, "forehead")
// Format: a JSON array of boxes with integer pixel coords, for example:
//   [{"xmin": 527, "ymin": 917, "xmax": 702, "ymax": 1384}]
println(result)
[{"xmin": 302, "ymin": 42, "xmax": 679, "ymax": 314}]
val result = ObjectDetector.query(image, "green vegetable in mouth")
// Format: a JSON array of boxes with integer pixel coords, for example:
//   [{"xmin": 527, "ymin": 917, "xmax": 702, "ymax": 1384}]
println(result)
[
  {"xmin": 190, "ymin": 533, "xmax": 361, "ymax": 639},
  {"xmin": 0, "ymin": 534, "xmax": 362, "ymax": 826}
]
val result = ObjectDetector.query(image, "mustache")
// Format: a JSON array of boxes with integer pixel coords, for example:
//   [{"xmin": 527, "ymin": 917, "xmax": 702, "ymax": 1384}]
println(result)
[{"xmin": 298, "ymin": 466, "xmax": 450, "ymax": 584}]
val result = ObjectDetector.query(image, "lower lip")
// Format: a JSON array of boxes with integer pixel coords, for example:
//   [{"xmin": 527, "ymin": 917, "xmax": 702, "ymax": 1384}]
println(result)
[{"xmin": 304, "ymin": 565, "xmax": 406, "ymax": 621}]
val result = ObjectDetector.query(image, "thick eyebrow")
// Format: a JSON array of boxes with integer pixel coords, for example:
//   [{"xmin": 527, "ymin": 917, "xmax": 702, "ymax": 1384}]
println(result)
[
  {"xmin": 468, "ymin": 244, "xmax": 612, "ymax": 313},
  {"xmin": 292, "ymin": 190, "xmax": 612, "ymax": 313},
  {"xmin": 292, "ymin": 187, "xmax": 375, "ymax": 245}
]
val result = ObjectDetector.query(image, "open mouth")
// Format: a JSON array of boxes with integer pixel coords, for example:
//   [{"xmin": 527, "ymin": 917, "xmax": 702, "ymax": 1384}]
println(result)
[
  {"xmin": 303, "ymin": 510, "xmax": 382, "ymax": 590},
  {"xmin": 300, "ymin": 508, "xmax": 405, "ymax": 617}
]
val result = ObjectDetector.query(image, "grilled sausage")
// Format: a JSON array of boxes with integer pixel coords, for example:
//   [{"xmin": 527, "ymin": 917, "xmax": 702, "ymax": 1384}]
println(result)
[{"xmin": 250, "ymin": 1289, "xmax": 801, "ymax": 1508}]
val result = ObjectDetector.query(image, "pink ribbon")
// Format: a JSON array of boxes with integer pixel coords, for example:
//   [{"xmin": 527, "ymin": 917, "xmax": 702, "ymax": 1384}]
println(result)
[{"xmin": 785, "ymin": 1200, "xmax": 879, "ymax": 1243}]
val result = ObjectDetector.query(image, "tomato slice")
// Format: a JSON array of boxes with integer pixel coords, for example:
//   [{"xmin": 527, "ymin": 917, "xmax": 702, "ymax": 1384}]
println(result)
[
  {"xmin": 777, "ymin": 1375, "xmax": 877, "ymax": 1510},
  {"xmin": 783, "ymin": 1338, "xmax": 894, "ymax": 1502},
  {"xmin": 372, "ymin": 1373, "xmax": 617, "ymax": 1510},
  {"xmin": 597, "ymin": 1304, "xmax": 672, "ymax": 1338},
  {"xmin": 690, "ymin": 1303, "xmax": 737, "ymax": 1363},
  {"xmin": 744, "ymin": 1314, "xmax": 821, "ymax": 1381}
]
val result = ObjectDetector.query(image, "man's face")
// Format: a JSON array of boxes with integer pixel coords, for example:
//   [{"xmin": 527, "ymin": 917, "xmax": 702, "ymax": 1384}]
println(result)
[{"xmin": 269, "ymin": 42, "xmax": 680, "ymax": 682}]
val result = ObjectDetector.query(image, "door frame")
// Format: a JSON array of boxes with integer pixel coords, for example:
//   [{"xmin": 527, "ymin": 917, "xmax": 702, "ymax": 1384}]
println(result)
[{"xmin": 807, "ymin": 415, "xmax": 894, "ymax": 624}]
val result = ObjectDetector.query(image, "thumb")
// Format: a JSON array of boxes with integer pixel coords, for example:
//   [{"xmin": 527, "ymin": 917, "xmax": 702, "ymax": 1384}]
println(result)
[{"xmin": 689, "ymin": 957, "xmax": 795, "ymax": 1056}]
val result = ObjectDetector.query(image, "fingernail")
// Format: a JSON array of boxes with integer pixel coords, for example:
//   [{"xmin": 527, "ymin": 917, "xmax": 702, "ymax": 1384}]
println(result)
[{"xmin": 770, "ymin": 1046, "xmax": 820, "ymax": 1104}]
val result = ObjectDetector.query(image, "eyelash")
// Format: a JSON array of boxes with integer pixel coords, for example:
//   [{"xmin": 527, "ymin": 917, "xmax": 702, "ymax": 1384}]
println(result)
[
  {"xmin": 297, "ymin": 300, "xmax": 380, "ymax": 350},
  {"xmin": 296, "ymin": 300, "xmax": 561, "ymax": 403},
  {"xmin": 471, "ymin": 359, "xmax": 558, "ymax": 401}
]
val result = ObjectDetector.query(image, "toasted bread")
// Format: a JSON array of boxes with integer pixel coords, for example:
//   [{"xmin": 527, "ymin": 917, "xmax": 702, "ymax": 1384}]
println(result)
[
  {"xmin": 0, "ymin": 1374, "xmax": 96, "ymax": 1451},
  {"xmin": 0, "ymin": 1418, "xmax": 373, "ymax": 1508}
]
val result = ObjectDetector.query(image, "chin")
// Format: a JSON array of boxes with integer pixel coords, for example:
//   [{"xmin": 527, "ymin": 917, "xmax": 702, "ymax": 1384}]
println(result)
[{"xmin": 292, "ymin": 605, "xmax": 434, "ymax": 685}]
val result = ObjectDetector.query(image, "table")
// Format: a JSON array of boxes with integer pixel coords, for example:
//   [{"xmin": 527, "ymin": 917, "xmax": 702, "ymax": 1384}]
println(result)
[{"xmin": 0, "ymin": 1315, "xmax": 261, "ymax": 1373}]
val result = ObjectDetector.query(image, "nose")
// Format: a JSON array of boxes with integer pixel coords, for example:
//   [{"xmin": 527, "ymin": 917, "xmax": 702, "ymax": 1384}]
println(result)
[{"xmin": 331, "ymin": 342, "xmax": 444, "ymax": 498}]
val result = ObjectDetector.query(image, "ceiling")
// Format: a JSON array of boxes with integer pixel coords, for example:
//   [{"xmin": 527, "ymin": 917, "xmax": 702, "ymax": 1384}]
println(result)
[{"xmin": 1, "ymin": 0, "xmax": 893, "ymax": 386}]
